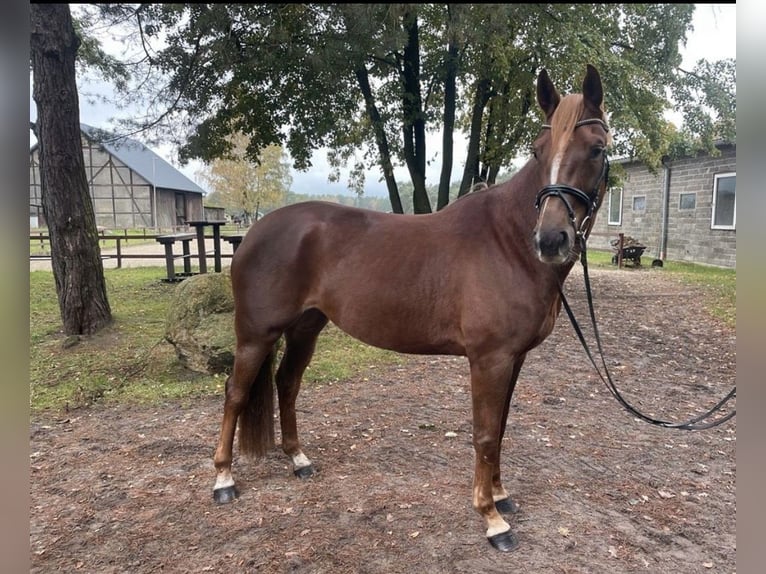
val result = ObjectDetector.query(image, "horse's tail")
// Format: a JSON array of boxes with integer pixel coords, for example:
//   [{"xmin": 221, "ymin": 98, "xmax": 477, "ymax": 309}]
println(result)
[{"xmin": 238, "ymin": 350, "xmax": 276, "ymax": 458}]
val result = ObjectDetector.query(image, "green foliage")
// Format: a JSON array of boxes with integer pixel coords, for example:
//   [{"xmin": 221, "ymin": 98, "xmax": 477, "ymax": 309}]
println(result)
[
  {"xmin": 669, "ymin": 58, "xmax": 736, "ymax": 158},
  {"xmin": 197, "ymin": 135, "xmax": 292, "ymax": 219},
  {"xmin": 78, "ymin": 4, "xmax": 735, "ymax": 213}
]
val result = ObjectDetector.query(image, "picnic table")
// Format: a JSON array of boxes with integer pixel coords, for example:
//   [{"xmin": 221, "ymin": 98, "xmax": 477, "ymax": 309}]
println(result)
[
  {"xmin": 155, "ymin": 221, "xmax": 240, "ymax": 281},
  {"xmin": 221, "ymin": 233, "xmax": 245, "ymax": 254},
  {"xmin": 187, "ymin": 220, "xmax": 228, "ymax": 273},
  {"xmin": 155, "ymin": 232, "xmax": 196, "ymax": 282}
]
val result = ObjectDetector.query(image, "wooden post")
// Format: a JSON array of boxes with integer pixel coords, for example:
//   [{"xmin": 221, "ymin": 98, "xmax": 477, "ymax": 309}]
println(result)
[
  {"xmin": 182, "ymin": 239, "xmax": 192, "ymax": 274},
  {"xmin": 212, "ymin": 223, "xmax": 223, "ymax": 272},
  {"xmin": 617, "ymin": 232, "xmax": 624, "ymax": 269}
]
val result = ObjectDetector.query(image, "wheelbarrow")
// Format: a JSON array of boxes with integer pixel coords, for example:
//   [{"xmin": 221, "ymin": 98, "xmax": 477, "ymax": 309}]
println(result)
[{"xmin": 611, "ymin": 244, "xmax": 646, "ymax": 266}]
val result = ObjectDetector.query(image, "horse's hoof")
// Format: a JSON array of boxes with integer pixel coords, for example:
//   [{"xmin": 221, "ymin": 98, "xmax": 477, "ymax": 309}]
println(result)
[
  {"xmin": 488, "ymin": 530, "xmax": 520, "ymax": 552},
  {"xmin": 293, "ymin": 464, "xmax": 315, "ymax": 479},
  {"xmin": 213, "ymin": 485, "xmax": 239, "ymax": 504},
  {"xmin": 495, "ymin": 497, "xmax": 520, "ymax": 515}
]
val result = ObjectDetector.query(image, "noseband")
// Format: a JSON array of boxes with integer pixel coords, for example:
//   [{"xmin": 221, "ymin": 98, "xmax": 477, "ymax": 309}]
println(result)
[{"xmin": 534, "ymin": 118, "xmax": 610, "ymax": 238}]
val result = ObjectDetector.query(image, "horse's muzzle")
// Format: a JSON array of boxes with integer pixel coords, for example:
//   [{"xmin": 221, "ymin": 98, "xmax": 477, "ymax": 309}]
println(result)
[{"xmin": 534, "ymin": 228, "xmax": 573, "ymax": 264}]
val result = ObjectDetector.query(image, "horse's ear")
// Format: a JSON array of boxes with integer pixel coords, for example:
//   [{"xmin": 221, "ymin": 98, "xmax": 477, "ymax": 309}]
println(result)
[
  {"xmin": 582, "ymin": 64, "xmax": 603, "ymax": 111},
  {"xmin": 536, "ymin": 68, "xmax": 560, "ymax": 119}
]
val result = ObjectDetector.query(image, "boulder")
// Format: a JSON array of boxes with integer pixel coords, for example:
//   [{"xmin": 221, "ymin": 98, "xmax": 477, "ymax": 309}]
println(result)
[{"xmin": 164, "ymin": 272, "xmax": 236, "ymax": 374}]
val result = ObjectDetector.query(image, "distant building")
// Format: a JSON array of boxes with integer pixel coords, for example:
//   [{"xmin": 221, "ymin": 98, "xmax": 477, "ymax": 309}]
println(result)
[
  {"xmin": 589, "ymin": 142, "xmax": 736, "ymax": 268},
  {"xmin": 30, "ymin": 124, "xmax": 207, "ymax": 230}
]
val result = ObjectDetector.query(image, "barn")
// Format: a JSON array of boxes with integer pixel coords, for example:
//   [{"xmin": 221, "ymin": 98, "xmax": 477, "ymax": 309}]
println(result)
[
  {"xmin": 589, "ymin": 142, "xmax": 736, "ymax": 268},
  {"xmin": 30, "ymin": 124, "xmax": 207, "ymax": 230}
]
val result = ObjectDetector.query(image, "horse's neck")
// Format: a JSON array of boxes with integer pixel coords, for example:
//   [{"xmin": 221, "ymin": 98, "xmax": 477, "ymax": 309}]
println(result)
[
  {"xmin": 493, "ymin": 161, "xmax": 579, "ymax": 285},
  {"xmin": 494, "ymin": 160, "xmax": 543, "ymax": 233}
]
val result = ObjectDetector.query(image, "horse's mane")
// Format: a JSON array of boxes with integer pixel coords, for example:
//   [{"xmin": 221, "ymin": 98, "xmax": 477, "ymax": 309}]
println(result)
[{"xmin": 550, "ymin": 94, "xmax": 611, "ymax": 154}]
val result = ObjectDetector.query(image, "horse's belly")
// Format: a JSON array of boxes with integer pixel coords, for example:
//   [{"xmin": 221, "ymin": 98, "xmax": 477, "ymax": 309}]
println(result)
[{"xmin": 321, "ymin": 296, "xmax": 464, "ymax": 356}]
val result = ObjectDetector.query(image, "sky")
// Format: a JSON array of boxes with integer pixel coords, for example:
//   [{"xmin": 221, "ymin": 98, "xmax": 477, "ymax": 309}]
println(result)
[{"xmin": 29, "ymin": 4, "xmax": 736, "ymax": 198}]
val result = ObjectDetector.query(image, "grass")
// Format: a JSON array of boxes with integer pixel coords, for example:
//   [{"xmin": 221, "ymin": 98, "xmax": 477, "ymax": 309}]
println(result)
[
  {"xmin": 29, "ymin": 267, "xmax": 403, "ymax": 414},
  {"xmin": 30, "ymin": 255, "xmax": 733, "ymax": 414},
  {"xmin": 654, "ymin": 260, "xmax": 736, "ymax": 327}
]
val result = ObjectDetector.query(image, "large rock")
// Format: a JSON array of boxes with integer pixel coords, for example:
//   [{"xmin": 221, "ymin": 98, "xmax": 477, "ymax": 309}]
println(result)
[{"xmin": 164, "ymin": 272, "xmax": 236, "ymax": 374}]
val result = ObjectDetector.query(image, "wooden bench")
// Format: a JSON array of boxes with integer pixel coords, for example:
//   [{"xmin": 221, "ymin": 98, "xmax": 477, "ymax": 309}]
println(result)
[
  {"xmin": 155, "ymin": 233, "xmax": 196, "ymax": 282},
  {"xmin": 221, "ymin": 234, "xmax": 245, "ymax": 254}
]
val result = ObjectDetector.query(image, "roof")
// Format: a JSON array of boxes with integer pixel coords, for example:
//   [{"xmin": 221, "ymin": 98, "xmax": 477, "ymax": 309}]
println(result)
[
  {"xmin": 76, "ymin": 124, "xmax": 206, "ymax": 195},
  {"xmin": 612, "ymin": 139, "xmax": 736, "ymax": 166}
]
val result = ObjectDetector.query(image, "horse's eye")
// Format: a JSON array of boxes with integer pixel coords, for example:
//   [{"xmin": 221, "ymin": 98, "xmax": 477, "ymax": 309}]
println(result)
[
  {"xmin": 532, "ymin": 147, "xmax": 539, "ymax": 160},
  {"xmin": 591, "ymin": 146, "xmax": 605, "ymax": 159}
]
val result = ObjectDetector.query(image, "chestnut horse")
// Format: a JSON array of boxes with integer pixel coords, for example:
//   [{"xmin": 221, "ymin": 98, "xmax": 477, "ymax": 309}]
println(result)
[{"xmin": 212, "ymin": 64, "xmax": 611, "ymax": 551}]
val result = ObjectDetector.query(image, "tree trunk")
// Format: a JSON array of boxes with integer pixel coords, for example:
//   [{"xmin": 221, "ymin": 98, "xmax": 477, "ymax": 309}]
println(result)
[
  {"xmin": 31, "ymin": 3, "xmax": 112, "ymax": 336},
  {"xmin": 400, "ymin": 8, "xmax": 431, "ymax": 214},
  {"xmin": 437, "ymin": 4, "xmax": 460, "ymax": 211},
  {"xmin": 354, "ymin": 66, "xmax": 404, "ymax": 214},
  {"xmin": 459, "ymin": 77, "xmax": 491, "ymax": 196}
]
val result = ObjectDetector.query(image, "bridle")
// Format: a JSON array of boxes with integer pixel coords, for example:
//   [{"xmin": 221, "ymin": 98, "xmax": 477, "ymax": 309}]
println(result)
[{"xmin": 534, "ymin": 118, "xmax": 610, "ymax": 239}]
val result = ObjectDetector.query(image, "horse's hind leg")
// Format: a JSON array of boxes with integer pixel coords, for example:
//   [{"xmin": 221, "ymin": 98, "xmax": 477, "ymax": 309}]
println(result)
[
  {"xmin": 276, "ymin": 309, "xmax": 328, "ymax": 478},
  {"xmin": 213, "ymin": 340, "xmax": 276, "ymax": 504},
  {"xmin": 493, "ymin": 353, "xmax": 526, "ymax": 516}
]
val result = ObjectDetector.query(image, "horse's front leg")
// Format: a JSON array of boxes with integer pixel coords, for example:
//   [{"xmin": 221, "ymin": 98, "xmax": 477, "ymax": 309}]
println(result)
[
  {"xmin": 492, "ymin": 353, "xmax": 526, "ymax": 516},
  {"xmin": 469, "ymin": 350, "xmax": 520, "ymax": 552}
]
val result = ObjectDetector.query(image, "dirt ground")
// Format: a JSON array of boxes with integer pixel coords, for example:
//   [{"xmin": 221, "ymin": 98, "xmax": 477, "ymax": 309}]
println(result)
[{"xmin": 29, "ymin": 265, "xmax": 736, "ymax": 574}]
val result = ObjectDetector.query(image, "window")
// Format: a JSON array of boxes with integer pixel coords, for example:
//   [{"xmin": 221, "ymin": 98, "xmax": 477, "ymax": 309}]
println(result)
[
  {"xmin": 679, "ymin": 193, "xmax": 696, "ymax": 210},
  {"xmin": 632, "ymin": 196, "xmax": 646, "ymax": 211},
  {"xmin": 712, "ymin": 173, "xmax": 736, "ymax": 229},
  {"xmin": 607, "ymin": 187, "xmax": 622, "ymax": 225}
]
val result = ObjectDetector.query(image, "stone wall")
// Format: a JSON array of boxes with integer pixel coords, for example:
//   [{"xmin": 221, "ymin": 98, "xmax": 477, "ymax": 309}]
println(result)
[{"xmin": 589, "ymin": 145, "xmax": 736, "ymax": 268}]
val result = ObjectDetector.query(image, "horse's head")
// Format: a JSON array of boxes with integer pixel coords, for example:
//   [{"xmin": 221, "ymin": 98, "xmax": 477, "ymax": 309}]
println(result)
[{"xmin": 532, "ymin": 64, "xmax": 611, "ymax": 265}]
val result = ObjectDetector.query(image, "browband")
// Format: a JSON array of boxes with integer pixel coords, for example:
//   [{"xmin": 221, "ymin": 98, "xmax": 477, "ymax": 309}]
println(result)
[{"xmin": 541, "ymin": 118, "xmax": 610, "ymax": 132}]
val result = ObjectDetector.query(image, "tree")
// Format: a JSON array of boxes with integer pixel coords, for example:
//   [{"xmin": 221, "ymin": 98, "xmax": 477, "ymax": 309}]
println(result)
[
  {"xmin": 199, "ymin": 134, "xmax": 292, "ymax": 222},
  {"xmin": 30, "ymin": 3, "xmax": 112, "ymax": 336},
  {"xmin": 82, "ymin": 4, "xmax": 735, "ymax": 213}
]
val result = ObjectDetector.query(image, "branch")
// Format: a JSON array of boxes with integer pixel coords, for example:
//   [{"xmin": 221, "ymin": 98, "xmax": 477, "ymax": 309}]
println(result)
[{"xmin": 135, "ymin": 10, "xmax": 157, "ymax": 67}]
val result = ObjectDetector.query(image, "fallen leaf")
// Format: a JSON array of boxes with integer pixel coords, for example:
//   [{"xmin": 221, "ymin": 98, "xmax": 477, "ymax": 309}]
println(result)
[
  {"xmin": 558, "ymin": 526, "xmax": 570, "ymax": 537},
  {"xmin": 410, "ymin": 531, "xmax": 420, "ymax": 538}
]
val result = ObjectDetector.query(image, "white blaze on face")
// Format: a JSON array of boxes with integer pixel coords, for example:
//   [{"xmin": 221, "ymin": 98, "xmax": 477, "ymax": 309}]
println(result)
[
  {"xmin": 538, "ymin": 148, "xmax": 565, "ymax": 222},
  {"xmin": 549, "ymin": 150, "xmax": 564, "ymax": 184}
]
